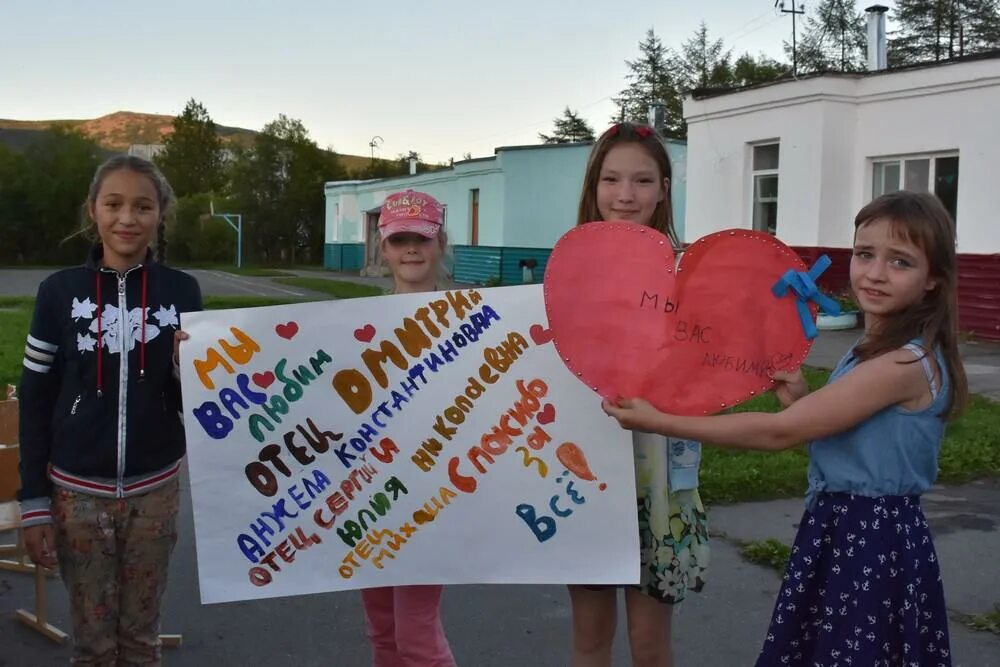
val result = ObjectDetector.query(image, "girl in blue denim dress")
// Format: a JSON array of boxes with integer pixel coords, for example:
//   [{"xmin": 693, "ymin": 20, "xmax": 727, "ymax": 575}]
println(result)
[{"xmin": 604, "ymin": 191, "xmax": 967, "ymax": 667}]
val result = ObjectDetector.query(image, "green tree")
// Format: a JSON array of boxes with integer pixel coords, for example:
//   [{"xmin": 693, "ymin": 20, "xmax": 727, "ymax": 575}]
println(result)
[
  {"xmin": 169, "ymin": 193, "xmax": 238, "ymax": 264},
  {"xmin": 0, "ymin": 145, "xmax": 28, "ymax": 263},
  {"xmin": 157, "ymin": 99, "xmax": 225, "ymax": 198},
  {"xmin": 539, "ymin": 107, "xmax": 596, "ymax": 143},
  {"xmin": 351, "ymin": 151, "xmax": 448, "ymax": 179},
  {"xmin": 790, "ymin": 0, "xmax": 868, "ymax": 72},
  {"xmin": 229, "ymin": 115, "xmax": 346, "ymax": 264},
  {"xmin": 890, "ymin": 0, "xmax": 1000, "ymax": 64},
  {"xmin": 13, "ymin": 126, "xmax": 103, "ymax": 264},
  {"xmin": 729, "ymin": 53, "xmax": 792, "ymax": 87},
  {"xmin": 613, "ymin": 29, "xmax": 685, "ymax": 137},
  {"xmin": 677, "ymin": 22, "xmax": 733, "ymax": 90}
]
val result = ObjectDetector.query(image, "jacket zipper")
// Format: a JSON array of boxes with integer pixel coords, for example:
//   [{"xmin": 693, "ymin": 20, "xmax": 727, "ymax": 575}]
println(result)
[
  {"xmin": 113, "ymin": 265, "xmax": 142, "ymax": 498},
  {"xmin": 116, "ymin": 272, "xmax": 128, "ymax": 497}
]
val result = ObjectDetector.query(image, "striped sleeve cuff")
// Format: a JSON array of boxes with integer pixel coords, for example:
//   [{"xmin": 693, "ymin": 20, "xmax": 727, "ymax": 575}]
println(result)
[
  {"xmin": 19, "ymin": 497, "xmax": 52, "ymax": 527},
  {"xmin": 23, "ymin": 334, "xmax": 58, "ymax": 374}
]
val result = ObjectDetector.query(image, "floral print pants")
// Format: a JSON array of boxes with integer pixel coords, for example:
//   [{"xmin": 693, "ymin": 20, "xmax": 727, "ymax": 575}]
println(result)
[{"xmin": 52, "ymin": 478, "xmax": 179, "ymax": 666}]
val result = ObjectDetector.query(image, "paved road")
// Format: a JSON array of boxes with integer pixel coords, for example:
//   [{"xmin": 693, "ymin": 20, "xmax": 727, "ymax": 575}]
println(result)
[
  {"xmin": 4, "ymin": 475, "xmax": 997, "ymax": 666},
  {"xmin": 807, "ymin": 328, "xmax": 1000, "ymax": 401}
]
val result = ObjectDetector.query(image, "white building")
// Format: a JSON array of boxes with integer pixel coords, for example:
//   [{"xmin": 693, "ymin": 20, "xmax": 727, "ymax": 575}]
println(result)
[
  {"xmin": 324, "ymin": 140, "xmax": 688, "ymax": 284},
  {"xmin": 683, "ymin": 7, "xmax": 1000, "ymax": 337},
  {"xmin": 127, "ymin": 144, "xmax": 166, "ymax": 161}
]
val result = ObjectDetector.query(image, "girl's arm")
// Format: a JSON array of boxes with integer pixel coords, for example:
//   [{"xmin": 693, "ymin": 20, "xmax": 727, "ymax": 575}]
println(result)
[
  {"xmin": 603, "ymin": 349, "xmax": 931, "ymax": 451},
  {"xmin": 17, "ymin": 280, "xmax": 62, "ymax": 528}
]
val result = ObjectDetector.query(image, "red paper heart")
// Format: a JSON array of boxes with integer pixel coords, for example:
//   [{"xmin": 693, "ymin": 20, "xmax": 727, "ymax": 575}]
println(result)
[
  {"xmin": 537, "ymin": 403, "xmax": 556, "ymax": 425},
  {"xmin": 252, "ymin": 371, "xmax": 276, "ymax": 389},
  {"xmin": 275, "ymin": 322, "xmax": 299, "ymax": 340},
  {"xmin": 543, "ymin": 223, "xmax": 814, "ymax": 415},
  {"xmin": 529, "ymin": 324, "xmax": 554, "ymax": 346},
  {"xmin": 354, "ymin": 325, "xmax": 376, "ymax": 343}
]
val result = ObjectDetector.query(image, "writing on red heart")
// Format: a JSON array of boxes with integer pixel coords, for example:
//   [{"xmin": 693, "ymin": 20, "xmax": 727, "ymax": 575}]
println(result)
[
  {"xmin": 354, "ymin": 324, "xmax": 376, "ymax": 343},
  {"xmin": 252, "ymin": 371, "xmax": 276, "ymax": 389},
  {"xmin": 543, "ymin": 223, "xmax": 814, "ymax": 416},
  {"xmin": 275, "ymin": 322, "xmax": 299, "ymax": 340}
]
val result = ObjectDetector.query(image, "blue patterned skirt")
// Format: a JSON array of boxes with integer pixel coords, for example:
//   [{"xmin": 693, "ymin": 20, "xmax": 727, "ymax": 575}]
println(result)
[{"xmin": 755, "ymin": 493, "xmax": 951, "ymax": 667}]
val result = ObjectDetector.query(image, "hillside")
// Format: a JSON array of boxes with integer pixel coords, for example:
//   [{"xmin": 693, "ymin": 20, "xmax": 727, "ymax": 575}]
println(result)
[
  {"xmin": 0, "ymin": 112, "xmax": 371, "ymax": 168},
  {"xmin": 0, "ymin": 111, "xmax": 255, "ymax": 152}
]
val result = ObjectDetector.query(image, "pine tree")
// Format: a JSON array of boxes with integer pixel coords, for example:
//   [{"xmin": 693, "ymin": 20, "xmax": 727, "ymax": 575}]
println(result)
[
  {"xmin": 890, "ymin": 0, "xmax": 1000, "ymax": 65},
  {"xmin": 790, "ymin": 0, "xmax": 868, "ymax": 72},
  {"xmin": 539, "ymin": 107, "xmax": 596, "ymax": 143},
  {"xmin": 612, "ymin": 29, "xmax": 685, "ymax": 136},
  {"xmin": 157, "ymin": 99, "xmax": 225, "ymax": 198},
  {"xmin": 677, "ymin": 22, "xmax": 733, "ymax": 91}
]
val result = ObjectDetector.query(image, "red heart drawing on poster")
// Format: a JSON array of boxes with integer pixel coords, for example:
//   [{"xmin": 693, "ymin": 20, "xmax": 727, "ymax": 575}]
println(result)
[
  {"xmin": 537, "ymin": 403, "xmax": 556, "ymax": 424},
  {"xmin": 275, "ymin": 322, "xmax": 299, "ymax": 340},
  {"xmin": 252, "ymin": 371, "xmax": 276, "ymax": 389},
  {"xmin": 529, "ymin": 324, "xmax": 554, "ymax": 346},
  {"xmin": 354, "ymin": 325, "xmax": 376, "ymax": 343},
  {"xmin": 543, "ymin": 223, "xmax": 815, "ymax": 416}
]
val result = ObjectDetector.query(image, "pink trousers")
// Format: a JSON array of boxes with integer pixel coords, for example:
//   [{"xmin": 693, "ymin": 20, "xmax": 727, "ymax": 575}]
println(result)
[{"xmin": 361, "ymin": 585, "xmax": 457, "ymax": 667}]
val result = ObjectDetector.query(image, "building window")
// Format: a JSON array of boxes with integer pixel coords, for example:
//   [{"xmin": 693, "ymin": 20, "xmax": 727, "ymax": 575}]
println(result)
[
  {"xmin": 872, "ymin": 153, "xmax": 959, "ymax": 220},
  {"xmin": 751, "ymin": 143, "xmax": 779, "ymax": 235}
]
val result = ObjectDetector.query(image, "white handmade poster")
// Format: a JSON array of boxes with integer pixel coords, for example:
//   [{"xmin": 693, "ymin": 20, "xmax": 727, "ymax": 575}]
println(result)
[{"xmin": 179, "ymin": 285, "xmax": 638, "ymax": 603}]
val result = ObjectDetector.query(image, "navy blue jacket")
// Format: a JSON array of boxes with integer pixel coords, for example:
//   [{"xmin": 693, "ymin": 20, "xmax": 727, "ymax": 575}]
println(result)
[{"xmin": 18, "ymin": 245, "xmax": 202, "ymax": 526}]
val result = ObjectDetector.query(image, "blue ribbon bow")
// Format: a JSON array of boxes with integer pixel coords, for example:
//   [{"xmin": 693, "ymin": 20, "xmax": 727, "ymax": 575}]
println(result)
[{"xmin": 771, "ymin": 255, "xmax": 840, "ymax": 340}]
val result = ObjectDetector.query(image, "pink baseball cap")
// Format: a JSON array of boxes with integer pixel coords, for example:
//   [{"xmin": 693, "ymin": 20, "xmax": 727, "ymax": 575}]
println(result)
[{"xmin": 378, "ymin": 189, "xmax": 444, "ymax": 239}]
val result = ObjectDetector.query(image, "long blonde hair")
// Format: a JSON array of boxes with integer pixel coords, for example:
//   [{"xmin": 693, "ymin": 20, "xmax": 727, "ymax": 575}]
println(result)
[{"xmin": 380, "ymin": 230, "xmax": 453, "ymax": 292}]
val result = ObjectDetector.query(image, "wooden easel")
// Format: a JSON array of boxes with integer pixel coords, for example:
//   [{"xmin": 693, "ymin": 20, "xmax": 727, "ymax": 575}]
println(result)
[{"xmin": 0, "ymin": 442, "xmax": 69, "ymax": 644}]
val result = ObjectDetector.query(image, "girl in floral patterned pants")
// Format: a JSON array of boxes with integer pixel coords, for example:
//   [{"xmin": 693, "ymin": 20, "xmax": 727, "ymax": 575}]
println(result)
[{"xmin": 54, "ymin": 480, "xmax": 179, "ymax": 665}]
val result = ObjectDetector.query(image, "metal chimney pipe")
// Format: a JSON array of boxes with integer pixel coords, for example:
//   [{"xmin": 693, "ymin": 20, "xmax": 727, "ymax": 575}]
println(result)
[
  {"xmin": 647, "ymin": 100, "xmax": 665, "ymax": 133},
  {"xmin": 866, "ymin": 5, "xmax": 889, "ymax": 71}
]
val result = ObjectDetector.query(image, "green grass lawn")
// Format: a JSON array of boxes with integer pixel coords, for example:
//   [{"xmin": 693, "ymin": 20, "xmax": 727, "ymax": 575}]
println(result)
[
  {"xmin": 957, "ymin": 605, "xmax": 1000, "ymax": 635},
  {"xmin": 2, "ymin": 298, "xmax": 997, "ymax": 504},
  {"xmin": 273, "ymin": 277, "xmax": 384, "ymax": 299},
  {"xmin": 699, "ymin": 366, "xmax": 1000, "ymax": 504},
  {"xmin": 739, "ymin": 538, "xmax": 792, "ymax": 572}
]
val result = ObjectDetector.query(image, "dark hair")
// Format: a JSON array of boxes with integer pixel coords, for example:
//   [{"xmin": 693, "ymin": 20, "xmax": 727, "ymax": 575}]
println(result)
[
  {"xmin": 576, "ymin": 122, "xmax": 679, "ymax": 249},
  {"xmin": 852, "ymin": 191, "xmax": 968, "ymax": 419},
  {"xmin": 84, "ymin": 155, "xmax": 176, "ymax": 263}
]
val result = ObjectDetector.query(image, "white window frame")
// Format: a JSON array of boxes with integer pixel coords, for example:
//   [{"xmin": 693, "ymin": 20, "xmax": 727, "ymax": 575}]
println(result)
[
  {"xmin": 870, "ymin": 151, "xmax": 960, "ymax": 215},
  {"xmin": 749, "ymin": 142, "xmax": 780, "ymax": 235}
]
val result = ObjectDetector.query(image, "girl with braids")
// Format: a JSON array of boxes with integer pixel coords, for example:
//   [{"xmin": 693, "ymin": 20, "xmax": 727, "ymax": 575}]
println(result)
[{"xmin": 18, "ymin": 155, "xmax": 202, "ymax": 665}]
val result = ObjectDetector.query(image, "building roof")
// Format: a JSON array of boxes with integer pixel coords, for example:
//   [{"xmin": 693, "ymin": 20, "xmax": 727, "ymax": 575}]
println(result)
[
  {"xmin": 689, "ymin": 48, "xmax": 1000, "ymax": 101},
  {"xmin": 494, "ymin": 140, "xmax": 594, "ymax": 153},
  {"xmin": 495, "ymin": 136, "xmax": 687, "ymax": 153}
]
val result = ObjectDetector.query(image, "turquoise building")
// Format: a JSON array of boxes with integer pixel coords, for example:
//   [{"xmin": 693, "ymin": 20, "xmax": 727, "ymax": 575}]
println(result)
[{"xmin": 324, "ymin": 139, "xmax": 687, "ymax": 285}]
